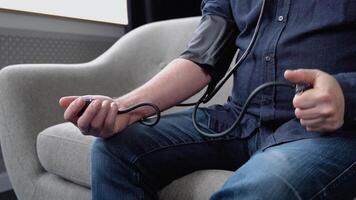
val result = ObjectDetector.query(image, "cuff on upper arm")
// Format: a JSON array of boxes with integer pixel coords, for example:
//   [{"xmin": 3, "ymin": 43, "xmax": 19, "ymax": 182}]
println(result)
[{"xmin": 179, "ymin": 14, "xmax": 238, "ymax": 87}]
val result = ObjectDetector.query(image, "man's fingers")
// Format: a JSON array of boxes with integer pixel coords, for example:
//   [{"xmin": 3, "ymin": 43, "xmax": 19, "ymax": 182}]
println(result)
[
  {"xmin": 77, "ymin": 100, "xmax": 102, "ymax": 133},
  {"xmin": 59, "ymin": 96, "xmax": 79, "ymax": 108},
  {"xmin": 100, "ymin": 102, "xmax": 118, "ymax": 138},
  {"xmin": 295, "ymin": 107, "xmax": 324, "ymax": 120},
  {"xmin": 300, "ymin": 118, "xmax": 325, "ymax": 127},
  {"xmin": 304, "ymin": 120, "xmax": 332, "ymax": 133},
  {"xmin": 90, "ymin": 100, "xmax": 111, "ymax": 133},
  {"xmin": 284, "ymin": 69, "xmax": 320, "ymax": 85},
  {"xmin": 293, "ymin": 90, "xmax": 318, "ymax": 109},
  {"xmin": 64, "ymin": 97, "xmax": 85, "ymax": 122},
  {"xmin": 300, "ymin": 116, "xmax": 342, "ymax": 132}
]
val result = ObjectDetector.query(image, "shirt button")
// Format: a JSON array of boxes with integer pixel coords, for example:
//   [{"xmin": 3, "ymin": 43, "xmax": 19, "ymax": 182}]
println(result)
[
  {"xmin": 265, "ymin": 56, "xmax": 272, "ymax": 62},
  {"xmin": 278, "ymin": 16, "xmax": 284, "ymax": 22}
]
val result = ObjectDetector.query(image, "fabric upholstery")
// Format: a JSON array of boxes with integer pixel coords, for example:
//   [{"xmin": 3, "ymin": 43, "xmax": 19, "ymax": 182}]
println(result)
[
  {"xmin": 37, "ymin": 123, "xmax": 93, "ymax": 188},
  {"xmin": 0, "ymin": 17, "xmax": 234, "ymax": 200},
  {"xmin": 159, "ymin": 170, "xmax": 233, "ymax": 200}
]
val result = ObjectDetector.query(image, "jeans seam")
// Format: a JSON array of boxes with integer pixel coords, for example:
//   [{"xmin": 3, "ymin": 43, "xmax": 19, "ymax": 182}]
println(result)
[
  {"xmin": 131, "ymin": 136, "xmax": 241, "ymax": 164},
  {"xmin": 309, "ymin": 160, "xmax": 356, "ymax": 200},
  {"xmin": 133, "ymin": 168, "xmax": 145, "ymax": 200},
  {"xmin": 271, "ymin": 171, "xmax": 303, "ymax": 200}
]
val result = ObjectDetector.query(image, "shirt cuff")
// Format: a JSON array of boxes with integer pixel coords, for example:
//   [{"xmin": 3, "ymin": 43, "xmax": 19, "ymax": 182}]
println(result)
[{"xmin": 334, "ymin": 73, "xmax": 356, "ymax": 122}]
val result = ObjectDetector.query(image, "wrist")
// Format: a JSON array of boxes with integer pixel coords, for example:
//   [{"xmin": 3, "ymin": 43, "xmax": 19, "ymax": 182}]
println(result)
[{"xmin": 114, "ymin": 96, "xmax": 148, "ymax": 125}]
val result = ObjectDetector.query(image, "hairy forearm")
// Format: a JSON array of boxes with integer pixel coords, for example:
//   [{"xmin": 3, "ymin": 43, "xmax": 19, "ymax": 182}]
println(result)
[{"xmin": 115, "ymin": 58, "xmax": 211, "ymax": 123}]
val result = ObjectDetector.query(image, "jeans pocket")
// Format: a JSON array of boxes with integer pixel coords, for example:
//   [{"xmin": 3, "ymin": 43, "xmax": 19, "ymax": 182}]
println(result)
[{"xmin": 207, "ymin": 104, "xmax": 240, "ymax": 135}]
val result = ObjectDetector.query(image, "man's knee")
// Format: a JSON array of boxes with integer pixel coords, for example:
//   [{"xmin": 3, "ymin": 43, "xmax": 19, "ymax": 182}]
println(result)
[
  {"xmin": 211, "ymin": 170, "xmax": 302, "ymax": 200},
  {"xmin": 91, "ymin": 134, "xmax": 140, "ymax": 182},
  {"xmin": 211, "ymin": 150, "xmax": 311, "ymax": 200},
  {"xmin": 91, "ymin": 123, "xmax": 152, "ymax": 166},
  {"xmin": 91, "ymin": 138, "xmax": 111, "ymax": 162},
  {"xmin": 91, "ymin": 138, "xmax": 119, "ymax": 173}
]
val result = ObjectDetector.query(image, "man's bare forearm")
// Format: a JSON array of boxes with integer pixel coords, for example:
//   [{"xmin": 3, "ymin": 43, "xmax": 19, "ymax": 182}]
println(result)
[{"xmin": 115, "ymin": 58, "xmax": 211, "ymax": 123}]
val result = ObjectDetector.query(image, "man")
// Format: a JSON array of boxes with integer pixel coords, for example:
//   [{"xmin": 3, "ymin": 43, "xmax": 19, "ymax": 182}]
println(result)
[{"xmin": 60, "ymin": 0, "xmax": 356, "ymax": 199}]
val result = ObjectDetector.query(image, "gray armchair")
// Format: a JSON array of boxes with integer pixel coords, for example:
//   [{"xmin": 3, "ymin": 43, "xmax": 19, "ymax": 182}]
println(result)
[{"xmin": 0, "ymin": 17, "xmax": 234, "ymax": 200}]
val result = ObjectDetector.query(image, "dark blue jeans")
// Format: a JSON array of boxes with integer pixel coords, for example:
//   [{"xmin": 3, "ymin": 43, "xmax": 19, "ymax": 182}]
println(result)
[{"xmin": 91, "ymin": 108, "xmax": 356, "ymax": 200}]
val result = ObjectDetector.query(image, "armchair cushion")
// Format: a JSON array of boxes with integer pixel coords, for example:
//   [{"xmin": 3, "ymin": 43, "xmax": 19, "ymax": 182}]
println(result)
[
  {"xmin": 37, "ymin": 122, "xmax": 233, "ymax": 199},
  {"xmin": 37, "ymin": 123, "xmax": 93, "ymax": 188}
]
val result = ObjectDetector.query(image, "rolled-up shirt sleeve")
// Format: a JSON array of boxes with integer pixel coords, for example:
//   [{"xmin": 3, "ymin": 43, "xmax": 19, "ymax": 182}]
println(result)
[{"xmin": 334, "ymin": 72, "xmax": 356, "ymax": 122}]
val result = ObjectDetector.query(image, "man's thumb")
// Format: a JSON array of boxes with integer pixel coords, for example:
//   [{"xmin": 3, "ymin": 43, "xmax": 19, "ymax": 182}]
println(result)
[{"xmin": 284, "ymin": 69, "xmax": 319, "ymax": 85}]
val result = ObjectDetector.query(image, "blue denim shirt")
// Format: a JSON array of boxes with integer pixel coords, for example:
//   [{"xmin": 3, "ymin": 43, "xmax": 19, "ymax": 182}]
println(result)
[{"xmin": 199, "ymin": 0, "xmax": 356, "ymax": 149}]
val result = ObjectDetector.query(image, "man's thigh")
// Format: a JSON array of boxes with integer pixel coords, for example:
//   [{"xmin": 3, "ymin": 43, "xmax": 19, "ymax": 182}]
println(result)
[
  {"xmin": 92, "ymin": 108, "xmax": 250, "ymax": 191},
  {"xmin": 211, "ymin": 136, "xmax": 356, "ymax": 200}
]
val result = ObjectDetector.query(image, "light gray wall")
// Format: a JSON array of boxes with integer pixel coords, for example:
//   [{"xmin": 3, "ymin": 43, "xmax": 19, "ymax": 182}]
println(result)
[
  {"xmin": 0, "ymin": 9, "xmax": 126, "ymax": 183},
  {"xmin": 0, "ymin": 10, "xmax": 126, "ymax": 69}
]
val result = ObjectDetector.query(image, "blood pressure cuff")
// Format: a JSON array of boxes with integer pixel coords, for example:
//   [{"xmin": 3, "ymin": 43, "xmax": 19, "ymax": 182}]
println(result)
[{"xmin": 179, "ymin": 15, "xmax": 238, "ymax": 87}]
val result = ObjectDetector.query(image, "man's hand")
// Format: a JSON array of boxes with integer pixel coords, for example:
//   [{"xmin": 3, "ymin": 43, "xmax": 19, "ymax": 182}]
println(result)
[
  {"xmin": 284, "ymin": 69, "xmax": 345, "ymax": 132},
  {"xmin": 59, "ymin": 95, "xmax": 132, "ymax": 138}
]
